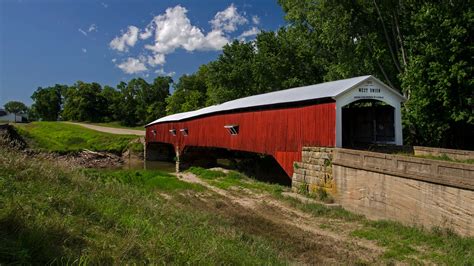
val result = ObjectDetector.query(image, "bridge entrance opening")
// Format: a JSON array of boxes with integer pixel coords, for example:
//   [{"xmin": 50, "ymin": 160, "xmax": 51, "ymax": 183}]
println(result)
[{"xmin": 342, "ymin": 99, "xmax": 395, "ymax": 148}]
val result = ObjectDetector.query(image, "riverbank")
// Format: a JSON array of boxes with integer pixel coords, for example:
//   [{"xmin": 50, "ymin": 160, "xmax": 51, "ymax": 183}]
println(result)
[{"xmin": 7, "ymin": 122, "xmax": 143, "ymax": 168}]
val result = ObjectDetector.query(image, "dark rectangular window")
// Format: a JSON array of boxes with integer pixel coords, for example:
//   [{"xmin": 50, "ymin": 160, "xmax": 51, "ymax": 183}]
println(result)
[
  {"xmin": 224, "ymin": 125, "xmax": 239, "ymax": 135},
  {"xmin": 169, "ymin": 129, "xmax": 176, "ymax": 136},
  {"xmin": 180, "ymin": 128, "xmax": 188, "ymax": 136}
]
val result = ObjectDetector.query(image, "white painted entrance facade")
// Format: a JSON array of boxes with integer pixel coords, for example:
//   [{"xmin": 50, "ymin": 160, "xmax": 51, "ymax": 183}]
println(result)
[{"xmin": 334, "ymin": 76, "xmax": 406, "ymax": 147}]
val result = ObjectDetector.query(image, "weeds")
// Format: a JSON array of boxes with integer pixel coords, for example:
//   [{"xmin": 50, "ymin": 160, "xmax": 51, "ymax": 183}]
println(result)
[{"xmin": 0, "ymin": 147, "xmax": 285, "ymax": 264}]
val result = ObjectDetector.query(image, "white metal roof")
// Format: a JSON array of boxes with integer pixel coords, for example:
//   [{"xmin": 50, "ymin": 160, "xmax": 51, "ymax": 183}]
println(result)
[{"xmin": 146, "ymin": 75, "xmax": 404, "ymax": 126}]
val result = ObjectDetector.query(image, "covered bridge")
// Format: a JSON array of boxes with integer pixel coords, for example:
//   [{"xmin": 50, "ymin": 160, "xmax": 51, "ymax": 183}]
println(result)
[{"xmin": 145, "ymin": 75, "xmax": 406, "ymax": 178}]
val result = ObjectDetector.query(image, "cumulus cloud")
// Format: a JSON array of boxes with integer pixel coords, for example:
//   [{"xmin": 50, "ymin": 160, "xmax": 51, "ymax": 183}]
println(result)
[
  {"xmin": 147, "ymin": 53, "xmax": 166, "ymax": 66},
  {"xmin": 109, "ymin": 26, "xmax": 139, "ymax": 52},
  {"xmin": 117, "ymin": 57, "xmax": 148, "ymax": 74},
  {"xmin": 110, "ymin": 4, "xmax": 249, "ymax": 74},
  {"xmin": 82, "ymin": 48, "xmax": 87, "ymax": 53},
  {"xmin": 252, "ymin": 15, "xmax": 260, "ymax": 25},
  {"xmin": 239, "ymin": 27, "xmax": 260, "ymax": 39},
  {"xmin": 143, "ymin": 5, "xmax": 229, "ymax": 54},
  {"xmin": 210, "ymin": 4, "xmax": 248, "ymax": 33}
]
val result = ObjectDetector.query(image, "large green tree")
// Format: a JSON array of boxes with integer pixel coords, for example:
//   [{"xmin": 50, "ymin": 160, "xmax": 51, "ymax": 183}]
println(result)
[
  {"xmin": 277, "ymin": 0, "xmax": 473, "ymax": 148},
  {"xmin": 400, "ymin": 1, "xmax": 473, "ymax": 148},
  {"xmin": 31, "ymin": 85, "xmax": 65, "ymax": 121},
  {"xmin": 206, "ymin": 40, "xmax": 256, "ymax": 105},
  {"xmin": 166, "ymin": 67, "xmax": 208, "ymax": 115},
  {"xmin": 62, "ymin": 82, "xmax": 107, "ymax": 122},
  {"xmin": 100, "ymin": 85, "xmax": 122, "ymax": 122}
]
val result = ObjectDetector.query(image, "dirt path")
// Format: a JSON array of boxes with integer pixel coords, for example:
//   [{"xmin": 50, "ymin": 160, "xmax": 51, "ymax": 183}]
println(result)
[
  {"xmin": 177, "ymin": 172, "xmax": 384, "ymax": 264},
  {"xmin": 64, "ymin": 122, "xmax": 145, "ymax": 136}
]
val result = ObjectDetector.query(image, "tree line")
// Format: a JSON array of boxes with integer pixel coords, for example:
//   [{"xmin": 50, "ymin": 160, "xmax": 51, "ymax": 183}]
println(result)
[
  {"xmin": 13, "ymin": 0, "xmax": 473, "ymax": 148},
  {"xmin": 26, "ymin": 77, "xmax": 172, "ymax": 126}
]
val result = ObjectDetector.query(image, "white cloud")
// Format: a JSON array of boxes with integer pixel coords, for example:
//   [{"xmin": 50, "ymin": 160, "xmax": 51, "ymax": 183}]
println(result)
[
  {"xmin": 109, "ymin": 26, "xmax": 139, "ymax": 52},
  {"xmin": 82, "ymin": 48, "xmax": 87, "ymax": 53},
  {"xmin": 117, "ymin": 57, "xmax": 148, "ymax": 74},
  {"xmin": 88, "ymin": 24, "xmax": 98, "ymax": 32},
  {"xmin": 139, "ymin": 24, "xmax": 153, "ymax": 40},
  {"xmin": 155, "ymin": 68, "xmax": 176, "ymax": 77},
  {"xmin": 210, "ymin": 4, "xmax": 247, "ymax": 33},
  {"xmin": 79, "ymin": 24, "xmax": 98, "ymax": 37},
  {"xmin": 101, "ymin": 2, "xmax": 108, "ymax": 8},
  {"xmin": 78, "ymin": 28, "xmax": 87, "ymax": 36},
  {"xmin": 239, "ymin": 27, "xmax": 260, "ymax": 39},
  {"xmin": 147, "ymin": 54, "xmax": 166, "ymax": 66},
  {"xmin": 143, "ymin": 5, "xmax": 229, "ymax": 55},
  {"xmin": 111, "ymin": 58, "xmax": 117, "ymax": 63},
  {"xmin": 110, "ymin": 4, "xmax": 249, "ymax": 74},
  {"xmin": 252, "ymin": 15, "xmax": 260, "ymax": 25}
]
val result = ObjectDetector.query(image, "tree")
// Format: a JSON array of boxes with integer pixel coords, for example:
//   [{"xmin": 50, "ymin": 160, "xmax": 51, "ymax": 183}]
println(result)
[
  {"xmin": 62, "ymin": 82, "xmax": 106, "ymax": 122},
  {"xmin": 206, "ymin": 40, "xmax": 256, "ymax": 105},
  {"xmin": 166, "ymin": 67, "xmax": 208, "ymax": 115},
  {"xmin": 31, "ymin": 85, "xmax": 65, "ymax": 121},
  {"xmin": 100, "ymin": 85, "xmax": 122, "ymax": 122},
  {"xmin": 140, "ymin": 76, "xmax": 172, "ymax": 123},
  {"xmin": 4, "ymin": 101, "xmax": 27, "ymax": 121},
  {"xmin": 400, "ymin": 1, "xmax": 473, "ymax": 148},
  {"xmin": 277, "ymin": 0, "xmax": 473, "ymax": 148}
]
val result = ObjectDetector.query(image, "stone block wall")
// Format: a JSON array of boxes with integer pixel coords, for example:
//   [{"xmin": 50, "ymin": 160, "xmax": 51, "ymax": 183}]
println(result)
[{"xmin": 292, "ymin": 147, "xmax": 334, "ymax": 194}]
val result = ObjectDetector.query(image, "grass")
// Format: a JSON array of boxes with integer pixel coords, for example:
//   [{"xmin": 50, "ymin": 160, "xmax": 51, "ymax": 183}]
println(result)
[
  {"xmin": 82, "ymin": 168, "xmax": 205, "ymax": 192},
  {"xmin": 189, "ymin": 166, "xmax": 474, "ymax": 264},
  {"xmin": 187, "ymin": 167, "xmax": 285, "ymax": 195},
  {"xmin": 0, "ymin": 146, "xmax": 286, "ymax": 264},
  {"xmin": 415, "ymin": 153, "xmax": 474, "ymax": 164},
  {"xmin": 86, "ymin": 121, "xmax": 145, "ymax": 131},
  {"xmin": 351, "ymin": 220, "xmax": 474, "ymax": 264},
  {"xmin": 395, "ymin": 151, "xmax": 474, "ymax": 164},
  {"xmin": 14, "ymin": 121, "xmax": 139, "ymax": 153}
]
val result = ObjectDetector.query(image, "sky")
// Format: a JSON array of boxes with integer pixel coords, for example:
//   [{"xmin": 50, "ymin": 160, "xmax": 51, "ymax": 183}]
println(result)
[{"xmin": 0, "ymin": 0, "xmax": 286, "ymax": 107}]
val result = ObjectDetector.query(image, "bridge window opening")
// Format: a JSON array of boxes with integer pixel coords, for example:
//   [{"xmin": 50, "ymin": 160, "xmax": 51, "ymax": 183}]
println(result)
[
  {"xmin": 152, "ymin": 129, "xmax": 157, "ymax": 136},
  {"xmin": 342, "ymin": 100, "xmax": 395, "ymax": 148},
  {"xmin": 180, "ymin": 128, "xmax": 188, "ymax": 136},
  {"xmin": 169, "ymin": 129, "xmax": 176, "ymax": 136},
  {"xmin": 224, "ymin": 125, "xmax": 239, "ymax": 135}
]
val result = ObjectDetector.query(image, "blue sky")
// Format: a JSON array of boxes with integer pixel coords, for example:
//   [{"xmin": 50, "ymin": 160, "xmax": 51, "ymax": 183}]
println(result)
[{"xmin": 0, "ymin": 0, "xmax": 285, "ymax": 107}]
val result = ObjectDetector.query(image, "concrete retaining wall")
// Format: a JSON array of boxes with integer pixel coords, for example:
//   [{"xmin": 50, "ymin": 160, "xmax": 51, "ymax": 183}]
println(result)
[
  {"xmin": 332, "ymin": 148, "xmax": 474, "ymax": 236},
  {"xmin": 414, "ymin": 146, "xmax": 474, "ymax": 162}
]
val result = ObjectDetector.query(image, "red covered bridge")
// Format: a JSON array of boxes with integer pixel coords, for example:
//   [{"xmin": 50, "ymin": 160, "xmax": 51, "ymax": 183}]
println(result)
[{"xmin": 145, "ymin": 75, "xmax": 406, "ymax": 178}]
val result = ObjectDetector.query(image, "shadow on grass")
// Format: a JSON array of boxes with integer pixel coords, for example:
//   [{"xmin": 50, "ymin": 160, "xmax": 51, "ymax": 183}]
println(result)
[{"xmin": 0, "ymin": 210, "xmax": 86, "ymax": 264}]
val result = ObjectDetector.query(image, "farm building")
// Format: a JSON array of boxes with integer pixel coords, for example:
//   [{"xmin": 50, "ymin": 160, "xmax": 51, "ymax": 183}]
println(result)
[{"xmin": 145, "ymin": 75, "xmax": 406, "ymax": 178}]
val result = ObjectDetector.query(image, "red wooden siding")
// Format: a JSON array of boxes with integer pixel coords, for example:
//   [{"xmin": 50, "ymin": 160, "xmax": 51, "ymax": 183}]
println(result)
[{"xmin": 146, "ymin": 102, "xmax": 336, "ymax": 178}]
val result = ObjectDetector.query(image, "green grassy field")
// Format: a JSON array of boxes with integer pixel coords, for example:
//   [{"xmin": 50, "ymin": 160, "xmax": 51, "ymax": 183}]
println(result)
[
  {"xmin": 0, "ymin": 147, "xmax": 286, "ymax": 264},
  {"xmin": 14, "ymin": 122, "xmax": 139, "ymax": 153}
]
